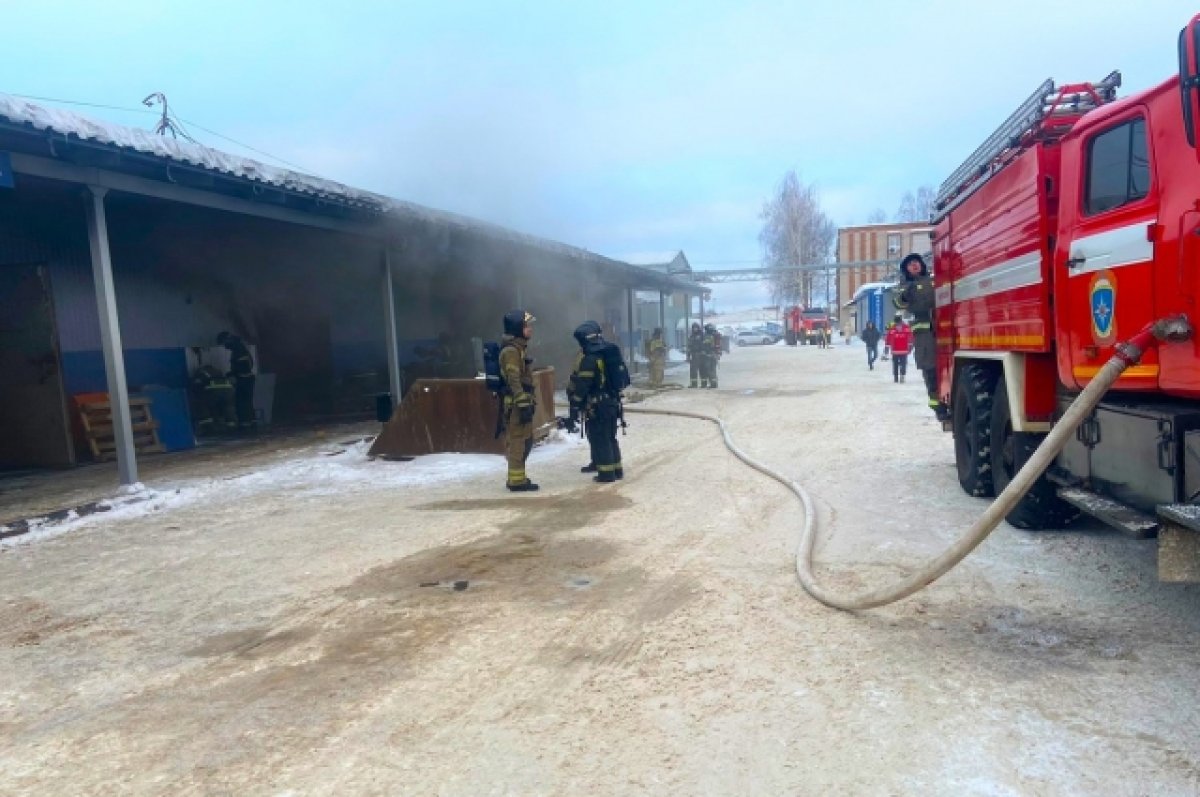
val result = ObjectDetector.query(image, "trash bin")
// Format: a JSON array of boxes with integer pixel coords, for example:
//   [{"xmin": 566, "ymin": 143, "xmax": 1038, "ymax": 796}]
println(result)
[{"xmin": 376, "ymin": 393, "xmax": 394, "ymax": 423}]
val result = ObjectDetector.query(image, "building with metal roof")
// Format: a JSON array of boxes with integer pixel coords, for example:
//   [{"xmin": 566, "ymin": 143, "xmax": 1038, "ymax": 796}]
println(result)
[{"xmin": 0, "ymin": 93, "xmax": 702, "ymax": 485}]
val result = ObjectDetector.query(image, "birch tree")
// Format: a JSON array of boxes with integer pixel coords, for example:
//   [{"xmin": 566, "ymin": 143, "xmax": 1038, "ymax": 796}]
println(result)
[{"xmin": 758, "ymin": 171, "xmax": 836, "ymax": 308}]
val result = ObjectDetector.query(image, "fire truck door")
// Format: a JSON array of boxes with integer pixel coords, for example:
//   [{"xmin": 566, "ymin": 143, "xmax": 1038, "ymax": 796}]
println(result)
[{"xmin": 1064, "ymin": 112, "xmax": 1158, "ymax": 386}]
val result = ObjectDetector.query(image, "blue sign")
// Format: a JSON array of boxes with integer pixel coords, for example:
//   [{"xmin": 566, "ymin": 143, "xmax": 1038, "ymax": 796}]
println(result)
[
  {"xmin": 0, "ymin": 152, "xmax": 12, "ymax": 189},
  {"xmin": 868, "ymin": 288, "xmax": 883, "ymax": 329}
]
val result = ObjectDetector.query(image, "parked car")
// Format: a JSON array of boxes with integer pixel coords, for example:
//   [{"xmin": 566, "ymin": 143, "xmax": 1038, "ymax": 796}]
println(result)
[
  {"xmin": 751, "ymin": 327, "xmax": 782, "ymax": 343},
  {"xmin": 735, "ymin": 330, "xmax": 774, "ymax": 346}
]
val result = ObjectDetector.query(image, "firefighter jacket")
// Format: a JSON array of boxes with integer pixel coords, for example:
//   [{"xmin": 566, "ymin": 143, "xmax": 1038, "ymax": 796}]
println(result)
[
  {"xmin": 894, "ymin": 275, "xmax": 935, "ymax": 332},
  {"xmin": 686, "ymin": 331, "xmax": 704, "ymax": 361},
  {"xmin": 226, "ymin": 339, "xmax": 255, "ymax": 379},
  {"xmin": 567, "ymin": 344, "xmax": 618, "ymax": 417},
  {"xmin": 703, "ymin": 333, "xmax": 721, "ymax": 359},
  {"xmin": 647, "ymin": 336, "xmax": 667, "ymax": 361},
  {"xmin": 498, "ymin": 335, "xmax": 535, "ymax": 411},
  {"xmin": 885, "ymin": 324, "xmax": 913, "ymax": 355}
]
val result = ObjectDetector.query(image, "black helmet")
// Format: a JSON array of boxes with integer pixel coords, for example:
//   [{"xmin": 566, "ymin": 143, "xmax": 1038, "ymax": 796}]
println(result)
[
  {"xmin": 899, "ymin": 253, "xmax": 929, "ymax": 280},
  {"xmin": 573, "ymin": 320, "xmax": 602, "ymax": 348},
  {"xmin": 652, "ymin": 327, "xmax": 663, "ymax": 337},
  {"xmin": 216, "ymin": 331, "xmax": 233, "ymax": 347},
  {"xmin": 691, "ymin": 322, "xmax": 701, "ymax": 332},
  {"xmin": 704, "ymin": 323, "xmax": 716, "ymax": 333},
  {"xmin": 503, "ymin": 309, "xmax": 535, "ymax": 337}
]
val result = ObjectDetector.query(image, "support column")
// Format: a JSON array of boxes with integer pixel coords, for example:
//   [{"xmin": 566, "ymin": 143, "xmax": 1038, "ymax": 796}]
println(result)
[
  {"xmin": 684, "ymin": 294, "xmax": 691, "ymax": 348},
  {"xmin": 626, "ymin": 287, "xmax": 636, "ymax": 373},
  {"xmin": 84, "ymin": 186, "xmax": 137, "ymax": 485},
  {"xmin": 381, "ymin": 249, "xmax": 402, "ymax": 413},
  {"xmin": 699, "ymin": 293, "xmax": 706, "ymax": 329},
  {"xmin": 658, "ymin": 291, "xmax": 666, "ymax": 330}
]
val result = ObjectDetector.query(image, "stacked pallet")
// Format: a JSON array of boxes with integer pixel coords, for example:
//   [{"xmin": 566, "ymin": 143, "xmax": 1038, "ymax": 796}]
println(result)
[{"xmin": 75, "ymin": 395, "xmax": 165, "ymax": 462}]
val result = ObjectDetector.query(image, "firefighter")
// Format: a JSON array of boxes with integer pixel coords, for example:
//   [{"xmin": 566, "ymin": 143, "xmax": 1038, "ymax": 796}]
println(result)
[
  {"xmin": 567, "ymin": 321, "xmax": 624, "ymax": 483},
  {"xmin": 217, "ymin": 331, "xmax": 257, "ymax": 433},
  {"xmin": 499, "ymin": 310, "xmax": 538, "ymax": 491},
  {"xmin": 190, "ymin": 364, "xmax": 236, "ymax": 435},
  {"xmin": 647, "ymin": 327, "xmax": 667, "ymax": 388},
  {"xmin": 893, "ymin": 253, "xmax": 948, "ymax": 419},
  {"xmin": 702, "ymin": 323, "xmax": 720, "ymax": 388},
  {"xmin": 686, "ymin": 322, "xmax": 704, "ymax": 388}
]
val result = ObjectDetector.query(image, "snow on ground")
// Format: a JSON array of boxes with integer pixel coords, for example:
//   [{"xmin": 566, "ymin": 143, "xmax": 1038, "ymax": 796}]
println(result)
[
  {"xmin": 1, "ymin": 431, "xmax": 587, "ymax": 550},
  {"xmin": 4, "ymin": 343, "xmax": 1200, "ymax": 795}
]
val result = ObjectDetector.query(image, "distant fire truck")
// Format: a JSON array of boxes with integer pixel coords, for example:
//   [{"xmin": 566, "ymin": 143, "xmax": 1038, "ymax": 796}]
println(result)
[
  {"xmin": 784, "ymin": 306, "xmax": 831, "ymax": 346},
  {"xmin": 933, "ymin": 13, "xmax": 1200, "ymax": 578}
]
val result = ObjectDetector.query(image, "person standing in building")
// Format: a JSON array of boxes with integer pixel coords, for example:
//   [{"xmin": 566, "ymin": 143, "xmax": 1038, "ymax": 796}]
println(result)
[
  {"xmin": 893, "ymin": 253, "xmax": 947, "ymax": 418},
  {"xmin": 647, "ymin": 327, "xmax": 667, "ymax": 388},
  {"xmin": 861, "ymin": 321, "xmax": 881, "ymax": 370},
  {"xmin": 499, "ymin": 309, "xmax": 539, "ymax": 492},
  {"xmin": 686, "ymin": 322, "xmax": 704, "ymax": 388},
  {"xmin": 567, "ymin": 321, "xmax": 625, "ymax": 483},
  {"xmin": 885, "ymin": 315, "xmax": 912, "ymax": 383},
  {"xmin": 217, "ymin": 331, "xmax": 256, "ymax": 434}
]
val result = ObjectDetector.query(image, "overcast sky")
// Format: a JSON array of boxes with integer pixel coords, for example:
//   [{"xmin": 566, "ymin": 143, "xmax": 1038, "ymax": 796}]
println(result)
[{"xmin": 3, "ymin": 0, "xmax": 1190, "ymax": 309}]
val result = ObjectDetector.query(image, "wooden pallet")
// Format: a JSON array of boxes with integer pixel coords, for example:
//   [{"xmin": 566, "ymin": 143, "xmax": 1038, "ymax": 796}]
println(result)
[{"xmin": 77, "ymin": 396, "xmax": 165, "ymax": 461}]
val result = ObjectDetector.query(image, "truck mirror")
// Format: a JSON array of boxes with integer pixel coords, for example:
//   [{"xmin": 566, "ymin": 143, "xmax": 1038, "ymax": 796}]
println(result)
[{"xmin": 1179, "ymin": 14, "xmax": 1200, "ymax": 148}]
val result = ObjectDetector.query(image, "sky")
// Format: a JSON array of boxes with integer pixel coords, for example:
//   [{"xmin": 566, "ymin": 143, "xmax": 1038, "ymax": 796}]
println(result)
[{"xmin": 2, "ymin": 0, "xmax": 1191, "ymax": 309}]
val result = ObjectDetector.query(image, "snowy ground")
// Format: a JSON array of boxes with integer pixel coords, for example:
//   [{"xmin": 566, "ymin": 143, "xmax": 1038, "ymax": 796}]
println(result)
[{"xmin": 3, "ymin": 343, "xmax": 1200, "ymax": 795}]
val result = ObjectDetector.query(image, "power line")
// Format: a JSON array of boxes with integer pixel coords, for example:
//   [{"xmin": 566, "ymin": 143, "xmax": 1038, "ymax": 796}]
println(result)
[{"xmin": 8, "ymin": 91, "xmax": 320, "ymax": 175}]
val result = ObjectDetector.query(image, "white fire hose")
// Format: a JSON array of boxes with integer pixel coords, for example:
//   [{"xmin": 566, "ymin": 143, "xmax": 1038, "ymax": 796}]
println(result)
[{"xmin": 625, "ymin": 316, "xmax": 1191, "ymax": 611}]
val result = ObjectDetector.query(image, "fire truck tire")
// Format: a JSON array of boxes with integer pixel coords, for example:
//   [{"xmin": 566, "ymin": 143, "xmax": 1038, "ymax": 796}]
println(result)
[
  {"xmin": 953, "ymin": 363, "xmax": 998, "ymax": 498},
  {"xmin": 989, "ymin": 378, "xmax": 1079, "ymax": 530}
]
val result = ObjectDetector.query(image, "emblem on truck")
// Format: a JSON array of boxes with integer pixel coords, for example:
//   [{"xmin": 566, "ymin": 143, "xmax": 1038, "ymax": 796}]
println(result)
[{"xmin": 1090, "ymin": 271, "xmax": 1117, "ymax": 345}]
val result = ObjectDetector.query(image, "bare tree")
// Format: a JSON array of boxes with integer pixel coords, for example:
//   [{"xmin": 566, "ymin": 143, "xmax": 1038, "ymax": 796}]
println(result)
[
  {"xmin": 866, "ymin": 208, "xmax": 887, "ymax": 224},
  {"xmin": 758, "ymin": 171, "xmax": 837, "ymax": 308},
  {"xmin": 895, "ymin": 185, "xmax": 936, "ymax": 222}
]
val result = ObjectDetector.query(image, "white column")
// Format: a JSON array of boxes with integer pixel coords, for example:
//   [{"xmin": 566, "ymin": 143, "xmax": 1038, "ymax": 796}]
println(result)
[
  {"xmin": 382, "ymin": 249, "xmax": 402, "ymax": 411},
  {"xmin": 84, "ymin": 186, "xmax": 137, "ymax": 485}
]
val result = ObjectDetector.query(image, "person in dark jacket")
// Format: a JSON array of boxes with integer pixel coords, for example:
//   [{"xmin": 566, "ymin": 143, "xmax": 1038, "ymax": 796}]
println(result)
[
  {"xmin": 567, "ymin": 321, "xmax": 624, "ymax": 483},
  {"xmin": 892, "ymin": 253, "xmax": 948, "ymax": 419},
  {"xmin": 217, "ymin": 331, "xmax": 256, "ymax": 433},
  {"xmin": 861, "ymin": 321, "xmax": 881, "ymax": 370}
]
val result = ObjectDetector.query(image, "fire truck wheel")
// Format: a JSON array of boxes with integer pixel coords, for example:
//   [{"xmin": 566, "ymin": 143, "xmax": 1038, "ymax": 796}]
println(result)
[
  {"xmin": 989, "ymin": 376, "xmax": 1079, "ymax": 530},
  {"xmin": 953, "ymin": 363, "xmax": 998, "ymax": 498}
]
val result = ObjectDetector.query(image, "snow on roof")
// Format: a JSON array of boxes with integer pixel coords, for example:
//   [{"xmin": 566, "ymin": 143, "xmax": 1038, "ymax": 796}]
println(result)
[
  {"xmin": 847, "ymin": 281, "xmax": 896, "ymax": 305},
  {"xmin": 0, "ymin": 93, "xmax": 391, "ymax": 211},
  {"xmin": 0, "ymin": 93, "xmax": 703, "ymax": 290}
]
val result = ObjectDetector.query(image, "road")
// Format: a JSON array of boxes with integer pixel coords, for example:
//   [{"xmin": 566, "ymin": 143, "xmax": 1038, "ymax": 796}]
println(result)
[{"xmin": 3, "ymin": 341, "xmax": 1199, "ymax": 796}]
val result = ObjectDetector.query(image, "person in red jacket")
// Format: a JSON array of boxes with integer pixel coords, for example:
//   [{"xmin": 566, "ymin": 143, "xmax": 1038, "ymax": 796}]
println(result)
[{"xmin": 884, "ymin": 314, "xmax": 912, "ymax": 383}]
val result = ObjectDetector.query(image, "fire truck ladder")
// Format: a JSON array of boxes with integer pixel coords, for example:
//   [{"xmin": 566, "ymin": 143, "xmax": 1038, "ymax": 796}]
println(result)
[{"xmin": 933, "ymin": 71, "xmax": 1121, "ymax": 222}]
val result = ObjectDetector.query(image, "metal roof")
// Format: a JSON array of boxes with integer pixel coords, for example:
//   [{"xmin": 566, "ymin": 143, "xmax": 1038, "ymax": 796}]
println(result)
[{"xmin": 0, "ymin": 93, "xmax": 702, "ymax": 294}]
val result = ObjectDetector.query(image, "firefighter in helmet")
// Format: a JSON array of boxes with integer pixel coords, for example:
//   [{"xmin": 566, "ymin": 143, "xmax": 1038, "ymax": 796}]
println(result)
[
  {"xmin": 499, "ymin": 309, "xmax": 538, "ymax": 491},
  {"xmin": 217, "ymin": 331, "xmax": 256, "ymax": 433},
  {"xmin": 646, "ymin": 326, "xmax": 667, "ymax": 388},
  {"xmin": 702, "ymin": 323, "xmax": 720, "ymax": 388},
  {"xmin": 567, "ymin": 321, "xmax": 625, "ymax": 483},
  {"xmin": 893, "ymin": 254, "xmax": 948, "ymax": 420},
  {"xmin": 686, "ymin": 322, "xmax": 704, "ymax": 388}
]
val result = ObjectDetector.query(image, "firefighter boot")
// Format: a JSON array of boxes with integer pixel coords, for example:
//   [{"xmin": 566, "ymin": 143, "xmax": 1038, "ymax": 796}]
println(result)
[
  {"xmin": 506, "ymin": 480, "xmax": 540, "ymax": 492},
  {"xmin": 615, "ymin": 467, "xmax": 624, "ymax": 480},
  {"xmin": 594, "ymin": 472, "xmax": 617, "ymax": 484},
  {"xmin": 580, "ymin": 463, "xmax": 598, "ymax": 474}
]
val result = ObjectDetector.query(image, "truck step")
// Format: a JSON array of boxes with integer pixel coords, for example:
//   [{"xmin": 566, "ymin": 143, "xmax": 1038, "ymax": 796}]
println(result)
[
  {"xmin": 1156, "ymin": 505, "xmax": 1200, "ymax": 583},
  {"xmin": 1056, "ymin": 487, "xmax": 1158, "ymax": 539}
]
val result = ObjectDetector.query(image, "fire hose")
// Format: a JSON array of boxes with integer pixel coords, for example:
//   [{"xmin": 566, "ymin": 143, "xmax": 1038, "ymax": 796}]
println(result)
[{"xmin": 625, "ymin": 316, "xmax": 1192, "ymax": 611}]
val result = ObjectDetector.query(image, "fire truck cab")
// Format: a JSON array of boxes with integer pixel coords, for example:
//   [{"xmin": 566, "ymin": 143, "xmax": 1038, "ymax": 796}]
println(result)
[{"xmin": 933, "ymin": 14, "xmax": 1200, "ymax": 580}]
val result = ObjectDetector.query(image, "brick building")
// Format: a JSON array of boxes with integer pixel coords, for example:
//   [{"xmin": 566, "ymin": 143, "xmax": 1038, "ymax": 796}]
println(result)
[{"xmin": 836, "ymin": 222, "xmax": 932, "ymax": 334}]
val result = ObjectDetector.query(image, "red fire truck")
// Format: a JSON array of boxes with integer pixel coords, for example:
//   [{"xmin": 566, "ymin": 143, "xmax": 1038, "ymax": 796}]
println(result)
[
  {"xmin": 784, "ymin": 306, "xmax": 831, "ymax": 345},
  {"xmin": 934, "ymin": 14, "xmax": 1200, "ymax": 577}
]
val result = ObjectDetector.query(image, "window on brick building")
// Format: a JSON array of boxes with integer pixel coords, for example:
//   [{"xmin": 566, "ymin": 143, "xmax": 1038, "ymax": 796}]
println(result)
[{"xmin": 886, "ymin": 232, "xmax": 902, "ymax": 256}]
